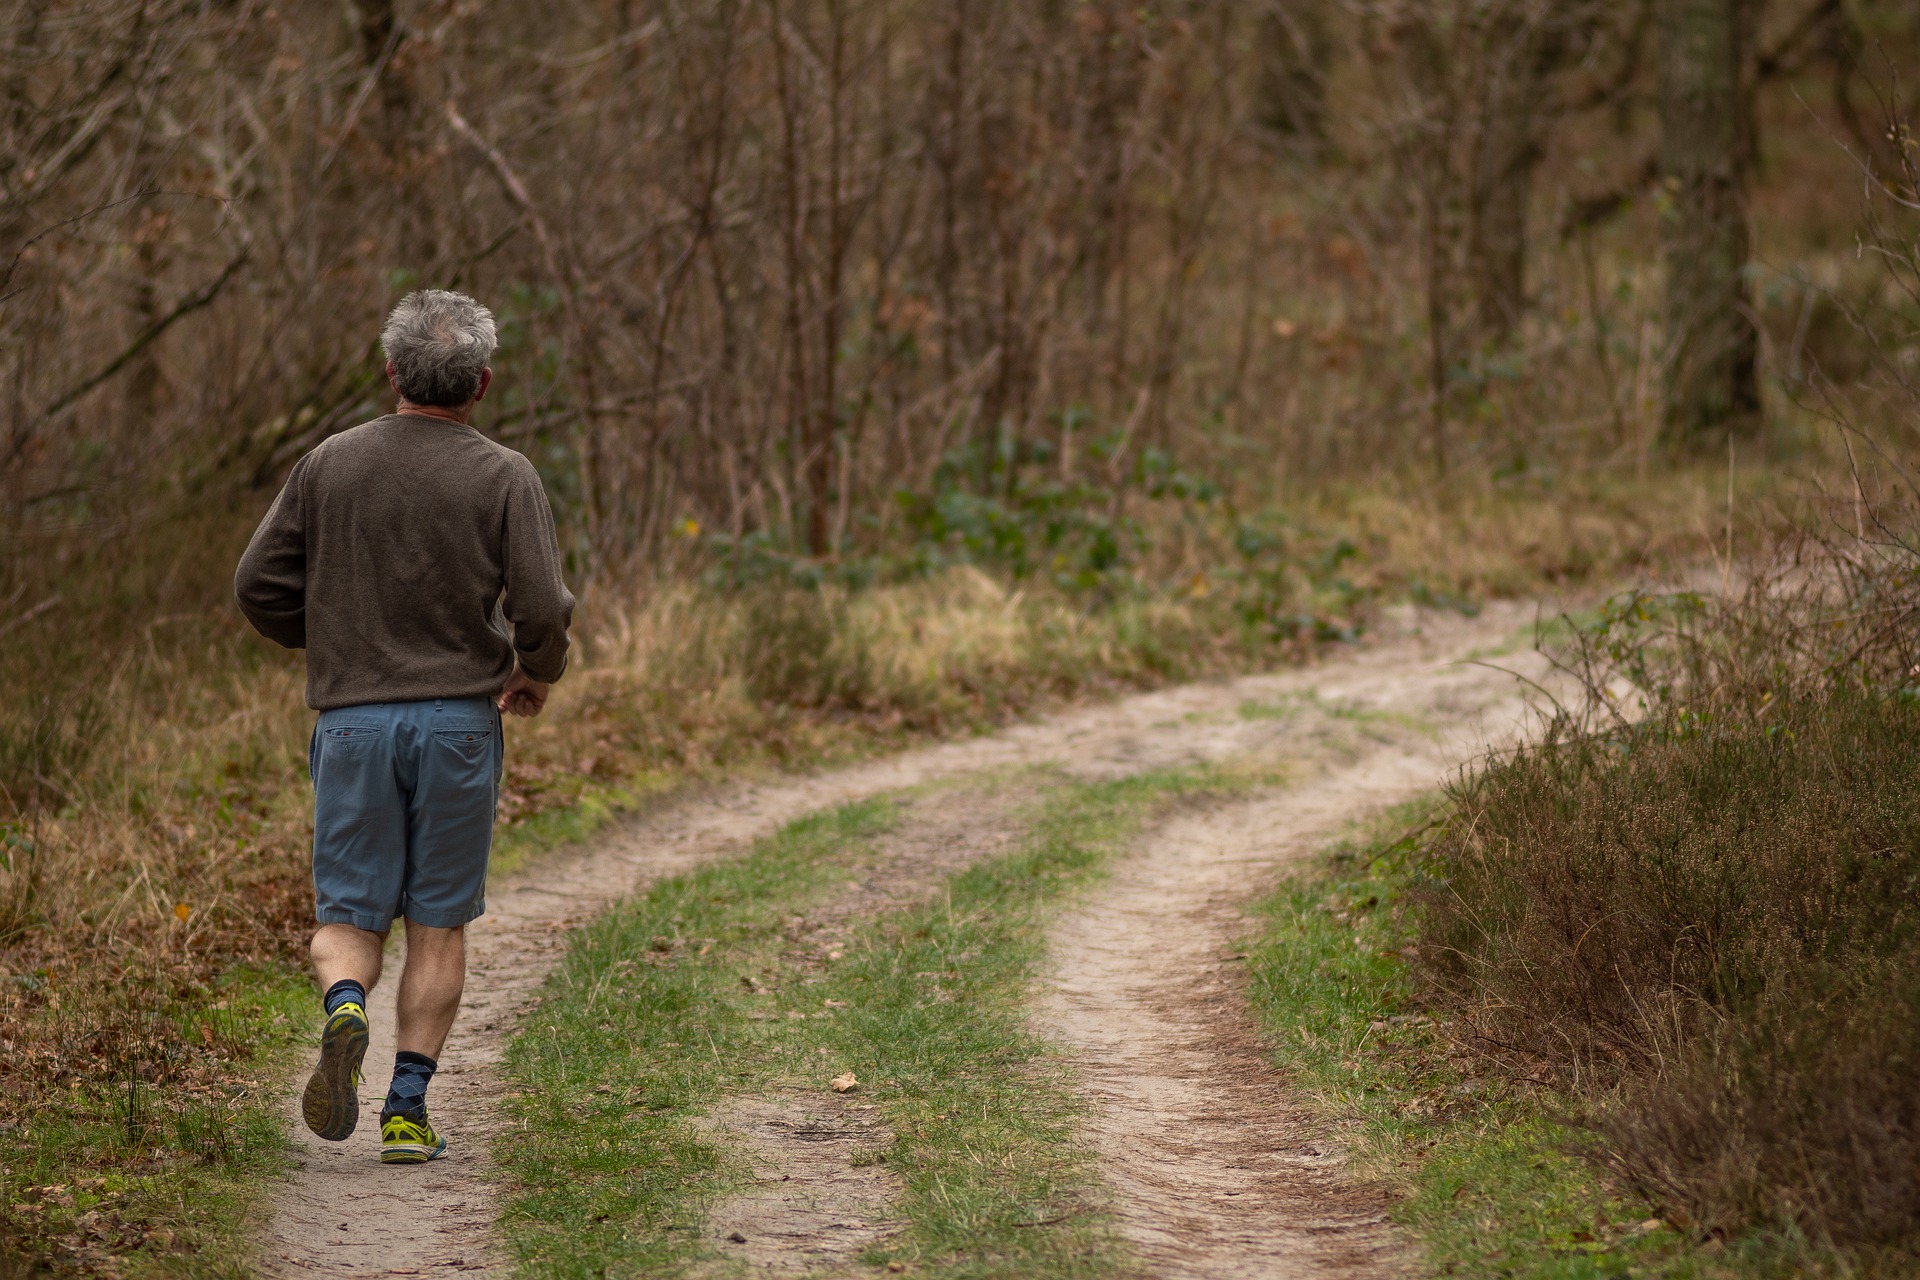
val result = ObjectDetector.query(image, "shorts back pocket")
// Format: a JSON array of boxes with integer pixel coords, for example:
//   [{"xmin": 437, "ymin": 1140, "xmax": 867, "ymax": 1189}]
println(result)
[
  {"xmin": 433, "ymin": 723, "xmax": 494, "ymax": 760},
  {"xmin": 322, "ymin": 723, "xmax": 384, "ymax": 754}
]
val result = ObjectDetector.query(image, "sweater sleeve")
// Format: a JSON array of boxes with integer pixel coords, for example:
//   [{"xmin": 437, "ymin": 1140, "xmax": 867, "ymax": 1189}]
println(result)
[
  {"xmin": 500, "ymin": 456, "xmax": 575, "ymax": 684},
  {"xmin": 234, "ymin": 457, "xmax": 311, "ymax": 650}
]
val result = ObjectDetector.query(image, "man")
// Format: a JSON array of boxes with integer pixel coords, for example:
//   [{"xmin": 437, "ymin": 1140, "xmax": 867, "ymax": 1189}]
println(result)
[{"xmin": 235, "ymin": 289, "xmax": 573, "ymax": 1164}]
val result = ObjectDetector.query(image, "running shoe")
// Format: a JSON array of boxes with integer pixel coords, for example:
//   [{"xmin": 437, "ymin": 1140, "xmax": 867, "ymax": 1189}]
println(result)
[
  {"xmin": 300, "ymin": 1000, "xmax": 369, "ymax": 1141},
  {"xmin": 380, "ymin": 1110, "xmax": 447, "ymax": 1163}
]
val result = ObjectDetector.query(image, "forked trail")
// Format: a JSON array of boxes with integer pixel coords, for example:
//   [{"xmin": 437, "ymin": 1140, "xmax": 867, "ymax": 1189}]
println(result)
[{"xmin": 261, "ymin": 601, "xmax": 1554, "ymax": 1277}]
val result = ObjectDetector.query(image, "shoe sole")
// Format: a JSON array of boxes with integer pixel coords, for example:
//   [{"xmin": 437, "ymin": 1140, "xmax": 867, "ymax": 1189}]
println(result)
[
  {"xmin": 380, "ymin": 1138, "xmax": 446, "ymax": 1164},
  {"xmin": 301, "ymin": 1011, "xmax": 368, "ymax": 1141}
]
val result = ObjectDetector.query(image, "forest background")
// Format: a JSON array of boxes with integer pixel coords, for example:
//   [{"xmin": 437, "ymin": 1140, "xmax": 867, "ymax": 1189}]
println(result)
[{"xmin": 4, "ymin": 0, "xmax": 1920, "ymax": 1272}]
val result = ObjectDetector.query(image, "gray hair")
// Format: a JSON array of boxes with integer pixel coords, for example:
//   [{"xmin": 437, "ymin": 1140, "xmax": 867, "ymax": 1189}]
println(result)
[{"xmin": 380, "ymin": 289, "xmax": 497, "ymax": 407}]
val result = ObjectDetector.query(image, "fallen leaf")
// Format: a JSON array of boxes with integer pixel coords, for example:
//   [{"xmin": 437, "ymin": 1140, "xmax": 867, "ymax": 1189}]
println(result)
[
  {"xmin": 173, "ymin": 903, "xmax": 191, "ymax": 923},
  {"xmin": 830, "ymin": 1071, "xmax": 859, "ymax": 1093}
]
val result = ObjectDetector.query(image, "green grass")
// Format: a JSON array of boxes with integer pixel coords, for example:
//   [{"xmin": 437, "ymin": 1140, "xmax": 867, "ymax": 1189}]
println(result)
[
  {"xmin": 1458, "ymin": 605, "xmax": 1601, "ymax": 664},
  {"xmin": 498, "ymin": 798, "xmax": 901, "ymax": 1275},
  {"xmin": 1242, "ymin": 800, "xmax": 1860, "ymax": 1279},
  {"xmin": 1236, "ymin": 689, "xmax": 1434, "ymax": 737},
  {"xmin": 488, "ymin": 769, "xmax": 680, "ymax": 880},
  {"xmin": 498, "ymin": 768, "xmax": 1223, "ymax": 1278},
  {"xmin": 0, "ymin": 962, "xmax": 312, "ymax": 1278}
]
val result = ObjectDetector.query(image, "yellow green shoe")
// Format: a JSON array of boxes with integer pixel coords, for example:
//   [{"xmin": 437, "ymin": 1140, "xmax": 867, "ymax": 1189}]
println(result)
[
  {"xmin": 301, "ymin": 1001, "xmax": 369, "ymax": 1141},
  {"xmin": 380, "ymin": 1110, "xmax": 447, "ymax": 1164}
]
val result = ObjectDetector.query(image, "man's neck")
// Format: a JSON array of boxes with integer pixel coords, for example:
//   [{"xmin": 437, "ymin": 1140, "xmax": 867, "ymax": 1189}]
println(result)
[{"xmin": 394, "ymin": 402, "xmax": 473, "ymax": 425}]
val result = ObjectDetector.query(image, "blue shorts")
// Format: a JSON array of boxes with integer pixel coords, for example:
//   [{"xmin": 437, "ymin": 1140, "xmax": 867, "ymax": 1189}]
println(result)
[{"xmin": 308, "ymin": 698, "xmax": 503, "ymax": 932}]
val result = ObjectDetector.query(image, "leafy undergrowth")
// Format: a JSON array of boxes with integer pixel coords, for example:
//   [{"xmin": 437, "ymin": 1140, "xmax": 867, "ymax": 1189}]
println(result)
[
  {"xmin": 499, "ymin": 768, "xmax": 1217, "ymax": 1278},
  {"xmin": 1243, "ymin": 802, "xmax": 1865, "ymax": 1280},
  {"xmin": 0, "ymin": 963, "xmax": 310, "ymax": 1278}
]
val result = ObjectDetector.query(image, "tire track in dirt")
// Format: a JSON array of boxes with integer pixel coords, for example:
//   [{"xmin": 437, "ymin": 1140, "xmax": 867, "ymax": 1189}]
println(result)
[
  {"xmin": 691, "ymin": 782, "xmax": 1035, "ymax": 1277},
  {"xmin": 1036, "ymin": 639, "xmax": 1550, "ymax": 1279},
  {"xmin": 260, "ymin": 601, "xmax": 1547, "ymax": 1276}
]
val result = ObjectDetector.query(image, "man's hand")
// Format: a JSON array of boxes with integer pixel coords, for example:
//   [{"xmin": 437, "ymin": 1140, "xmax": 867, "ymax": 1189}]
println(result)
[{"xmin": 498, "ymin": 665, "xmax": 550, "ymax": 718}]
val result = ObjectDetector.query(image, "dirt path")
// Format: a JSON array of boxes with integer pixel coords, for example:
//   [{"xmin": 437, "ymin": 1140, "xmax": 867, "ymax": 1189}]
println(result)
[
  {"xmin": 260, "ymin": 601, "xmax": 1551, "ymax": 1277},
  {"xmin": 1037, "ymin": 650, "xmax": 1547, "ymax": 1280}
]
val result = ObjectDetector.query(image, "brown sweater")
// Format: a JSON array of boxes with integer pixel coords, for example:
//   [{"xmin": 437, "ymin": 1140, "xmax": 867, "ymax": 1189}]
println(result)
[{"xmin": 235, "ymin": 414, "xmax": 574, "ymax": 710}]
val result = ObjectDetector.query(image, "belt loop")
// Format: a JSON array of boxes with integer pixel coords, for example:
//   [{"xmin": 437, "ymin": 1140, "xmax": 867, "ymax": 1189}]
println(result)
[{"xmin": 435, "ymin": 698, "xmax": 444, "ymax": 709}]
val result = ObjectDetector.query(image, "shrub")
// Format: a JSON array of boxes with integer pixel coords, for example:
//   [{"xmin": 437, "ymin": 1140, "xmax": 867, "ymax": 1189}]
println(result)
[
  {"xmin": 1418, "ymin": 691, "xmax": 1920, "ymax": 1240},
  {"xmin": 1414, "ymin": 516, "xmax": 1920, "ymax": 1245}
]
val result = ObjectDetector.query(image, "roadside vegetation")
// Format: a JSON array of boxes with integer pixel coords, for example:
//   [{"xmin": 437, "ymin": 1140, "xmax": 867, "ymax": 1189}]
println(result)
[
  {"xmin": 0, "ymin": 965, "xmax": 311, "ymax": 1278},
  {"xmin": 1246, "ymin": 804, "xmax": 1816, "ymax": 1279},
  {"xmin": 1418, "ymin": 524, "xmax": 1920, "ymax": 1266},
  {"xmin": 1246, "ymin": 492, "xmax": 1920, "ymax": 1276}
]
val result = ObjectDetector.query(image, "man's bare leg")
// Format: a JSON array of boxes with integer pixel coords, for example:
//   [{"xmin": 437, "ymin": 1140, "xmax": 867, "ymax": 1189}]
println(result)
[
  {"xmin": 395, "ymin": 920, "xmax": 466, "ymax": 1059},
  {"xmin": 312, "ymin": 922, "xmax": 387, "ymax": 992},
  {"xmin": 303, "ymin": 924, "xmax": 384, "ymax": 1141},
  {"xmin": 374, "ymin": 920, "xmax": 466, "ymax": 1159}
]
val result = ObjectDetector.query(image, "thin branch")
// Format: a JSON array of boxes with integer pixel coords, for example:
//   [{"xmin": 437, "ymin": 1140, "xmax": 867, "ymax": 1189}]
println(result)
[
  {"xmin": 0, "ymin": 191, "xmax": 228, "ymax": 299},
  {"xmin": 0, "ymin": 595, "xmax": 61, "ymax": 640},
  {"xmin": 35, "ymin": 247, "xmax": 250, "ymax": 422},
  {"xmin": 444, "ymin": 102, "xmax": 564, "ymax": 287}
]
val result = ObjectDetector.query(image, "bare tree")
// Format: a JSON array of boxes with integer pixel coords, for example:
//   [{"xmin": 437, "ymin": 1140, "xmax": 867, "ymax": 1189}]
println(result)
[
  {"xmin": 1658, "ymin": 0, "xmax": 1761, "ymax": 439},
  {"xmin": 1467, "ymin": 3, "xmax": 1588, "ymax": 346},
  {"xmin": 1256, "ymin": 1, "xmax": 1336, "ymax": 156}
]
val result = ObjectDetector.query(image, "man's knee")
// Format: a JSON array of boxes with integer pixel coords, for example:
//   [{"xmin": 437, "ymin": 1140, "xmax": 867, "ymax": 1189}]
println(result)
[
  {"xmin": 401, "ymin": 918, "xmax": 467, "ymax": 964},
  {"xmin": 311, "ymin": 922, "xmax": 390, "ymax": 950}
]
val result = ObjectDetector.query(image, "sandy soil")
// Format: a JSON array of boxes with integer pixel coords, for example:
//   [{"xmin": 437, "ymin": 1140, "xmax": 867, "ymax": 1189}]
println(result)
[
  {"xmin": 259, "ymin": 600, "xmax": 1554, "ymax": 1277},
  {"xmin": 1036, "ymin": 645, "xmax": 1549, "ymax": 1280},
  {"xmin": 689, "ymin": 1096, "xmax": 900, "ymax": 1277}
]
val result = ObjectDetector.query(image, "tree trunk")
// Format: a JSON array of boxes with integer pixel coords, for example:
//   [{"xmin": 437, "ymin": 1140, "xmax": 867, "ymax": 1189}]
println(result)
[
  {"xmin": 1256, "ymin": 2, "xmax": 1334, "ymax": 155},
  {"xmin": 1658, "ymin": 0, "xmax": 1760, "ymax": 441},
  {"xmin": 1468, "ymin": 14, "xmax": 1550, "ymax": 346},
  {"xmin": 1467, "ymin": 90, "xmax": 1535, "ymax": 345}
]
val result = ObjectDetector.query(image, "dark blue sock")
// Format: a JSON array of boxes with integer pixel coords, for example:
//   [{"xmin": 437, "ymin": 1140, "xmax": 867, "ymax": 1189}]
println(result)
[
  {"xmin": 383, "ymin": 1051, "xmax": 437, "ymax": 1121},
  {"xmin": 323, "ymin": 979, "xmax": 365, "ymax": 1016}
]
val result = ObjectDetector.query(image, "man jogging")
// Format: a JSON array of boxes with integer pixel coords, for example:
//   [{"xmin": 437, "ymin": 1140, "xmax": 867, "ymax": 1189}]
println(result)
[{"xmin": 235, "ymin": 290, "xmax": 573, "ymax": 1163}]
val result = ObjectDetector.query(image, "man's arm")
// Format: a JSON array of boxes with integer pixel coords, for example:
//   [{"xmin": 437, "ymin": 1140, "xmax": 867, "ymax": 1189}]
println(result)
[
  {"xmin": 234, "ymin": 458, "xmax": 310, "ymax": 649},
  {"xmin": 499, "ymin": 457, "xmax": 575, "ymax": 698}
]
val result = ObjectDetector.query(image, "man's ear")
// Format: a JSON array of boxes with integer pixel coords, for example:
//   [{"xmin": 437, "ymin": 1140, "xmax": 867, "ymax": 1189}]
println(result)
[
  {"xmin": 474, "ymin": 367, "xmax": 493, "ymax": 403},
  {"xmin": 386, "ymin": 360, "xmax": 401, "ymax": 394}
]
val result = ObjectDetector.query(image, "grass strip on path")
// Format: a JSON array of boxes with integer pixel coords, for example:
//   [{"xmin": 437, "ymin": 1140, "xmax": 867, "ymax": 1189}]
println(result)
[
  {"xmin": 1243, "ymin": 800, "xmax": 1859, "ymax": 1280},
  {"xmin": 498, "ymin": 767, "xmax": 1224, "ymax": 1279}
]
